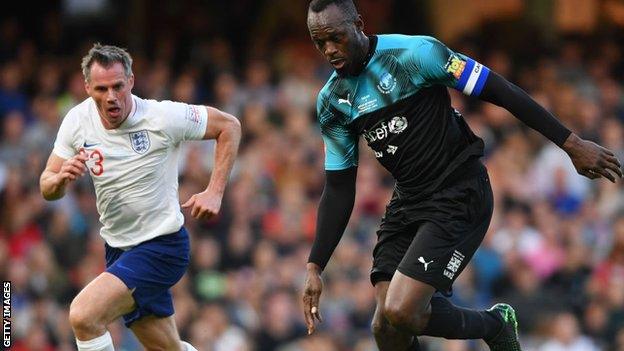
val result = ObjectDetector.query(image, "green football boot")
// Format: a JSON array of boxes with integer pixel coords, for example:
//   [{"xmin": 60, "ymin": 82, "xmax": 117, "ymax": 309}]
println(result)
[{"xmin": 485, "ymin": 303, "xmax": 522, "ymax": 350}]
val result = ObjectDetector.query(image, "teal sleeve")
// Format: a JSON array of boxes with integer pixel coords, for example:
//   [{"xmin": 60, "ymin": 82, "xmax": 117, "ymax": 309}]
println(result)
[
  {"xmin": 408, "ymin": 36, "xmax": 491, "ymax": 97},
  {"xmin": 317, "ymin": 94, "xmax": 358, "ymax": 170}
]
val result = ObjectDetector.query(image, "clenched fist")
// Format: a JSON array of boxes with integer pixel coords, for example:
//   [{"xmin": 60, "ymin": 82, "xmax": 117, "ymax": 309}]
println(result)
[{"xmin": 181, "ymin": 190, "xmax": 223, "ymax": 220}]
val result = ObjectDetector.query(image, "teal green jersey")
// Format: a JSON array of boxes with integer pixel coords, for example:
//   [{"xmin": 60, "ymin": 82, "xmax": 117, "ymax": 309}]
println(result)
[{"xmin": 317, "ymin": 34, "xmax": 489, "ymax": 193}]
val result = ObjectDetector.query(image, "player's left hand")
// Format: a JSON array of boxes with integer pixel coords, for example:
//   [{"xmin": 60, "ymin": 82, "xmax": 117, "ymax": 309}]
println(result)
[
  {"xmin": 181, "ymin": 191, "xmax": 222, "ymax": 220},
  {"xmin": 563, "ymin": 133, "xmax": 623, "ymax": 182}
]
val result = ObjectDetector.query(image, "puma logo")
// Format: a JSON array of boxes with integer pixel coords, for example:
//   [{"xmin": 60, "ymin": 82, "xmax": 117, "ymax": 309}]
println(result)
[
  {"xmin": 418, "ymin": 256, "xmax": 433, "ymax": 271},
  {"xmin": 338, "ymin": 93, "xmax": 351, "ymax": 106}
]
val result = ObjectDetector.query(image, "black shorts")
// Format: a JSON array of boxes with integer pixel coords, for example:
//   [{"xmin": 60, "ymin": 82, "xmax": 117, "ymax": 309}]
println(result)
[{"xmin": 371, "ymin": 165, "xmax": 493, "ymax": 296}]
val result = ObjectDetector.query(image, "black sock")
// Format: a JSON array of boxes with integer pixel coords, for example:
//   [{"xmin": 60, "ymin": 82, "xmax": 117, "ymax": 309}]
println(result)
[{"xmin": 421, "ymin": 296, "xmax": 502, "ymax": 340}]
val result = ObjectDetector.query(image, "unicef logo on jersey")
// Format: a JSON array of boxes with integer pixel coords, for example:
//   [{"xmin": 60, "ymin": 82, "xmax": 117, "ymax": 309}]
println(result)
[
  {"xmin": 129, "ymin": 130, "xmax": 151, "ymax": 154},
  {"xmin": 377, "ymin": 72, "xmax": 397, "ymax": 94},
  {"xmin": 388, "ymin": 116, "xmax": 408, "ymax": 134}
]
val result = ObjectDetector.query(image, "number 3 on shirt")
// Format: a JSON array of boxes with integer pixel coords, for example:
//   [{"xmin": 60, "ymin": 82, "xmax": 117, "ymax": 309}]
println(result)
[{"xmin": 79, "ymin": 148, "xmax": 104, "ymax": 176}]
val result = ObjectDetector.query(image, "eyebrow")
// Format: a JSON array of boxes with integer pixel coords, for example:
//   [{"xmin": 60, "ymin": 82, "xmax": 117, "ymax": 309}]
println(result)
[
  {"xmin": 93, "ymin": 81, "xmax": 124, "ymax": 89},
  {"xmin": 310, "ymin": 25, "xmax": 348, "ymax": 35}
]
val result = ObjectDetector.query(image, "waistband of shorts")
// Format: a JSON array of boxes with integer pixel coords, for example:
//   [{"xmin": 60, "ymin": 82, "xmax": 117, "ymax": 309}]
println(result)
[
  {"xmin": 439, "ymin": 157, "xmax": 486, "ymax": 188},
  {"xmin": 394, "ymin": 157, "xmax": 485, "ymax": 202},
  {"xmin": 107, "ymin": 226, "xmax": 187, "ymax": 251}
]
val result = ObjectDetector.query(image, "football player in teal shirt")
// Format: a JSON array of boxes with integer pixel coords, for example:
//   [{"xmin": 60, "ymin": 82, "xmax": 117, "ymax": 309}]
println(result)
[{"xmin": 302, "ymin": 1, "xmax": 622, "ymax": 350}]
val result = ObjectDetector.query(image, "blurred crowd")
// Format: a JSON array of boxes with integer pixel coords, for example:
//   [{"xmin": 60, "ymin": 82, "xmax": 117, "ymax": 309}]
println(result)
[{"xmin": 2, "ymin": 2, "xmax": 624, "ymax": 351}]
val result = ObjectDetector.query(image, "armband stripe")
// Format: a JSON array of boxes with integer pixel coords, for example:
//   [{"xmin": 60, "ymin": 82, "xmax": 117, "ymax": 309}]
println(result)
[{"xmin": 471, "ymin": 66, "xmax": 490, "ymax": 96}]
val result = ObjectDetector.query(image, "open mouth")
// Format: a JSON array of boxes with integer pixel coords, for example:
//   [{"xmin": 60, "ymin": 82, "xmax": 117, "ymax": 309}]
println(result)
[
  {"xmin": 330, "ymin": 58, "xmax": 346, "ymax": 69},
  {"xmin": 108, "ymin": 107, "xmax": 121, "ymax": 117}
]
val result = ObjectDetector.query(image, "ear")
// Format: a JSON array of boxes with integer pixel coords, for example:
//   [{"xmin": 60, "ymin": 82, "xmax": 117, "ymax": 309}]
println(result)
[
  {"xmin": 84, "ymin": 80, "xmax": 90, "ymax": 95},
  {"xmin": 354, "ymin": 14, "xmax": 364, "ymax": 32},
  {"xmin": 128, "ymin": 74, "xmax": 135, "ymax": 90}
]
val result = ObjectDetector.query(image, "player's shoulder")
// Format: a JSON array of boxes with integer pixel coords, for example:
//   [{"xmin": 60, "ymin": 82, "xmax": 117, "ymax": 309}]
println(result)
[
  {"xmin": 141, "ymin": 97, "xmax": 206, "ymax": 129},
  {"xmin": 144, "ymin": 97, "xmax": 200, "ymax": 113},
  {"xmin": 319, "ymin": 72, "xmax": 340, "ymax": 98},
  {"xmin": 141, "ymin": 97, "xmax": 187, "ymax": 122},
  {"xmin": 141, "ymin": 96, "xmax": 172, "ymax": 112},
  {"xmin": 376, "ymin": 34, "xmax": 442, "ymax": 52},
  {"xmin": 317, "ymin": 71, "xmax": 342, "ymax": 109}
]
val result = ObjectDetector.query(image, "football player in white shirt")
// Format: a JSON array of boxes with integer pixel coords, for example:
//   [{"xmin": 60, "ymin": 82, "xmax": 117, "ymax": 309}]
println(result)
[{"xmin": 39, "ymin": 44, "xmax": 241, "ymax": 351}]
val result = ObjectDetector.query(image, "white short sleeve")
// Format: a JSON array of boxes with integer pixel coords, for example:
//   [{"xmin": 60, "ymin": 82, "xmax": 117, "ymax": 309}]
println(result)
[
  {"xmin": 159, "ymin": 101, "xmax": 208, "ymax": 143},
  {"xmin": 52, "ymin": 110, "xmax": 79, "ymax": 159}
]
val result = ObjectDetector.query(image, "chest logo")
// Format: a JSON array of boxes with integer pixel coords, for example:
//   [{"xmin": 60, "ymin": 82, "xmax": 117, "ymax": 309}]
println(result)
[
  {"xmin": 338, "ymin": 93, "xmax": 351, "ymax": 106},
  {"xmin": 388, "ymin": 116, "xmax": 408, "ymax": 134},
  {"xmin": 129, "ymin": 130, "xmax": 150, "ymax": 154},
  {"xmin": 377, "ymin": 72, "xmax": 397, "ymax": 94}
]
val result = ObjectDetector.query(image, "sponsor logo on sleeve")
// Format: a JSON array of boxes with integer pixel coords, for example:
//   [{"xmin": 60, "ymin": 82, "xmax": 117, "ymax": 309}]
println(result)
[
  {"xmin": 186, "ymin": 105, "xmax": 202, "ymax": 124},
  {"xmin": 445, "ymin": 54, "xmax": 466, "ymax": 80}
]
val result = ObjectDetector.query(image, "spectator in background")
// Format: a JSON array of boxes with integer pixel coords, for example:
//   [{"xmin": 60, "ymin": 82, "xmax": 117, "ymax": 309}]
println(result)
[
  {"xmin": 0, "ymin": 61, "xmax": 29, "ymax": 120},
  {"xmin": 539, "ymin": 312, "xmax": 600, "ymax": 351}
]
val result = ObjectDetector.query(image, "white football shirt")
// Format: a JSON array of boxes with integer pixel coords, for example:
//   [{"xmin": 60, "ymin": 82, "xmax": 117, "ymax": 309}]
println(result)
[{"xmin": 53, "ymin": 95, "xmax": 208, "ymax": 248}]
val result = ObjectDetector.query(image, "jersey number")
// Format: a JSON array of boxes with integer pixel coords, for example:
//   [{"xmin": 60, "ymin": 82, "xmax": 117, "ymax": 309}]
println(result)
[{"xmin": 79, "ymin": 148, "xmax": 104, "ymax": 176}]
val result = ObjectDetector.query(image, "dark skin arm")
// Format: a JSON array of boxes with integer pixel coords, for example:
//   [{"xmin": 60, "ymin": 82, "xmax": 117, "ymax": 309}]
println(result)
[
  {"xmin": 480, "ymin": 71, "xmax": 622, "ymax": 182},
  {"xmin": 302, "ymin": 167, "xmax": 357, "ymax": 334}
]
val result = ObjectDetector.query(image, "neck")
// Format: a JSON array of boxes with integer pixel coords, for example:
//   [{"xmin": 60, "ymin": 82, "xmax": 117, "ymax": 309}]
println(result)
[{"xmin": 101, "ymin": 115, "xmax": 127, "ymax": 130}]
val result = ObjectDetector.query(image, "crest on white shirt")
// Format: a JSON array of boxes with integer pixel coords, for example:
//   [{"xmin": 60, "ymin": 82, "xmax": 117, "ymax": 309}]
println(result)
[{"xmin": 129, "ymin": 130, "xmax": 150, "ymax": 154}]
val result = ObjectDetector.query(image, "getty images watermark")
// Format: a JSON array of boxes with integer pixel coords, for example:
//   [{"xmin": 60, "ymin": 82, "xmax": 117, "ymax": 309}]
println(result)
[{"xmin": 3, "ymin": 281, "xmax": 10, "ymax": 348}]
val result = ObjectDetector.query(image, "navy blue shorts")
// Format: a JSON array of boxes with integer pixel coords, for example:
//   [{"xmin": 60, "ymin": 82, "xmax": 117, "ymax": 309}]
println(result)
[{"xmin": 105, "ymin": 227, "xmax": 190, "ymax": 327}]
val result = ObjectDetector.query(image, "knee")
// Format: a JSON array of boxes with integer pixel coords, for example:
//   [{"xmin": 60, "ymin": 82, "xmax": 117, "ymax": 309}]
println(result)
[
  {"xmin": 69, "ymin": 300, "xmax": 102, "ymax": 335},
  {"xmin": 383, "ymin": 301, "xmax": 412, "ymax": 329},
  {"xmin": 371, "ymin": 315, "xmax": 390, "ymax": 338},
  {"xmin": 384, "ymin": 301, "xmax": 428, "ymax": 335}
]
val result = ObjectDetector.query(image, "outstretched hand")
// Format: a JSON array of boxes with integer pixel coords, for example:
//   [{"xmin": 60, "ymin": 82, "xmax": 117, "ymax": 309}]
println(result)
[{"xmin": 563, "ymin": 133, "xmax": 622, "ymax": 182}]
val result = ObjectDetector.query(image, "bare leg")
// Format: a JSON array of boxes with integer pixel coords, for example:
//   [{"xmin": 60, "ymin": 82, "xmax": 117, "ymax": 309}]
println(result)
[
  {"xmin": 69, "ymin": 272, "xmax": 136, "ymax": 341},
  {"xmin": 385, "ymin": 270, "xmax": 502, "ymax": 341},
  {"xmin": 372, "ymin": 281, "xmax": 417, "ymax": 351},
  {"xmin": 384, "ymin": 271, "xmax": 436, "ymax": 335},
  {"xmin": 130, "ymin": 315, "xmax": 185, "ymax": 351}
]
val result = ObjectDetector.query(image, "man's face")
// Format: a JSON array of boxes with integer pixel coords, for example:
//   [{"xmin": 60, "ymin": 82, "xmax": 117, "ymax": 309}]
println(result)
[
  {"xmin": 308, "ymin": 4, "xmax": 363, "ymax": 75},
  {"xmin": 85, "ymin": 62, "xmax": 134, "ymax": 129}
]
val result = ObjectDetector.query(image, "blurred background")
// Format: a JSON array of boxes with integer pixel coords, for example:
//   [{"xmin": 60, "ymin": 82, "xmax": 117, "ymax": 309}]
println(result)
[{"xmin": 2, "ymin": 0, "xmax": 624, "ymax": 350}]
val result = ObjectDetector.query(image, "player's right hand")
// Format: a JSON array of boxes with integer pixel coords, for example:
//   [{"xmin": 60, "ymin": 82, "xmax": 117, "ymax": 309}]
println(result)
[
  {"xmin": 302, "ymin": 263, "xmax": 323, "ymax": 335},
  {"xmin": 56, "ymin": 154, "xmax": 88, "ymax": 185}
]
